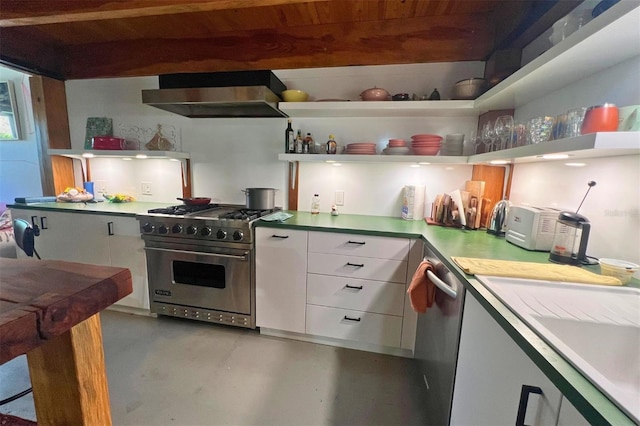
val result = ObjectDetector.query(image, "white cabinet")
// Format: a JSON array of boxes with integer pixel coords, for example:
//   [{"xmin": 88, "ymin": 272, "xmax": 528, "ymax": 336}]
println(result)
[
  {"xmin": 305, "ymin": 231, "xmax": 410, "ymax": 349},
  {"xmin": 451, "ymin": 293, "xmax": 563, "ymax": 425},
  {"xmin": 10, "ymin": 208, "xmax": 148, "ymax": 310},
  {"xmin": 557, "ymin": 396, "xmax": 591, "ymax": 426},
  {"xmin": 254, "ymin": 227, "xmax": 308, "ymax": 333}
]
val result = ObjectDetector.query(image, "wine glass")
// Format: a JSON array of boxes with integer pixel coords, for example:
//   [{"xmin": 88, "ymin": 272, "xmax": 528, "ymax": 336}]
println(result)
[
  {"xmin": 481, "ymin": 122, "xmax": 495, "ymax": 152},
  {"xmin": 494, "ymin": 115, "xmax": 514, "ymax": 150}
]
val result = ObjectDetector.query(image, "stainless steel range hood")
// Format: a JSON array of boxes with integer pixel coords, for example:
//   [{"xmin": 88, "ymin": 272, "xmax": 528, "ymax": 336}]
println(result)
[{"xmin": 142, "ymin": 86, "xmax": 287, "ymax": 118}]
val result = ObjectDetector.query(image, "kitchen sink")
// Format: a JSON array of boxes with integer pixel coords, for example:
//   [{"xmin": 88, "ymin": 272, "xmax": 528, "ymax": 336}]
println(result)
[{"xmin": 475, "ymin": 275, "xmax": 640, "ymax": 423}]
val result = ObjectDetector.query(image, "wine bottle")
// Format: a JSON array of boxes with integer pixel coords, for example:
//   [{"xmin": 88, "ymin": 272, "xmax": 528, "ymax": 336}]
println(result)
[{"xmin": 285, "ymin": 119, "xmax": 295, "ymax": 153}]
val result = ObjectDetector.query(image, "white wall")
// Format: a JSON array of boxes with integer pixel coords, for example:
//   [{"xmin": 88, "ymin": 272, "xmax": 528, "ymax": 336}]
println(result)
[
  {"xmin": 0, "ymin": 66, "xmax": 41, "ymax": 204},
  {"xmin": 509, "ymin": 53, "xmax": 640, "ymax": 272},
  {"xmin": 64, "ymin": 62, "xmax": 484, "ymax": 206}
]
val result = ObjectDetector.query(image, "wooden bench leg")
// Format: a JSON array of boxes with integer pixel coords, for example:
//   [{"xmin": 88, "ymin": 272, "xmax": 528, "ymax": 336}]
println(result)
[{"xmin": 26, "ymin": 313, "xmax": 112, "ymax": 426}]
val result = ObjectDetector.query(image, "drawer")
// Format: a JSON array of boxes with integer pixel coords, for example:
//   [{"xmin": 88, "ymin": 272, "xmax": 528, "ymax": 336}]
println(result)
[
  {"xmin": 306, "ymin": 304, "xmax": 402, "ymax": 348},
  {"xmin": 255, "ymin": 228, "xmax": 308, "ymax": 250},
  {"xmin": 307, "ymin": 274, "xmax": 405, "ymax": 316},
  {"xmin": 308, "ymin": 232, "xmax": 409, "ymax": 260},
  {"xmin": 307, "ymin": 253, "xmax": 407, "ymax": 283}
]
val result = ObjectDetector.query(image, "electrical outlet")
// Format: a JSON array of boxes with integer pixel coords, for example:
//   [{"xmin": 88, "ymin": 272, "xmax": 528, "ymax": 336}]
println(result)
[
  {"xmin": 141, "ymin": 181, "xmax": 152, "ymax": 195},
  {"xmin": 335, "ymin": 190, "xmax": 345, "ymax": 206},
  {"xmin": 95, "ymin": 180, "xmax": 108, "ymax": 194}
]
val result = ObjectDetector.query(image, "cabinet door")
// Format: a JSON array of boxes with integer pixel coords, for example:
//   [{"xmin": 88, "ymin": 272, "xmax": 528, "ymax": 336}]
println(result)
[
  {"xmin": 557, "ymin": 396, "xmax": 591, "ymax": 426},
  {"xmin": 255, "ymin": 228, "xmax": 308, "ymax": 332},
  {"xmin": 104, "ymin": 216, "xmax": 148, "ymax": 309},
  {"xmin": 451, "ymin": 294, "xmax": 563, "ymax": 426},
  {"xmin": 11, "ymin": 209, "xmax": 110, "ymax": 263}
]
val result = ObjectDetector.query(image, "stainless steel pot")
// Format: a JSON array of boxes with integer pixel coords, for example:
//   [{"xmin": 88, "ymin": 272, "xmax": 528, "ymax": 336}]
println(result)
[
  {"xmin": 487, "ymin": 199, "xmax": 510, "ymax": 236},
  {"xmin": 242, "ymin": 188, "xmax": 277, "ymax": 210}
]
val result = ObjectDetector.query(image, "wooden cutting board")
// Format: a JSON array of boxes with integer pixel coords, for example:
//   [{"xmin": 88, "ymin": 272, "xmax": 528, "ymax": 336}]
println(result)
[{"xmin": 452, "ymin": 257, "xmax": 622, "ymax": 285}]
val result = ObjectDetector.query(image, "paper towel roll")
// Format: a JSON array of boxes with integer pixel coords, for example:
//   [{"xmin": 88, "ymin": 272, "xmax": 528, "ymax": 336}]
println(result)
[{"xmin": 402, "ymin": 185, "xmax": 426, "ymax": 220}]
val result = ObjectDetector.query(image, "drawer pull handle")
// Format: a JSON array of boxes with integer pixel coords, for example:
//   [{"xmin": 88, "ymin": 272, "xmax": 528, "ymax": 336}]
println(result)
[
  {"xmin": 516, "ymin": 385, "xmax": 543, "ymax": 426},
  {"xmin": 343, "ymin": 315, "xmax": 361, "ymax": 322},
  {"xmin": 347, "ymin": 240, "xmax": 365, "ymax": 245},
  {"xmin": 345, "ymin": 284, "xmax": 363, "ymax": 290},
  {"xmin": 271, "ymin": 235, "xmax": 289, "ymax": 239},
  {"xmin": 346, "ymin": 262, "xmax": 364, "ymax": 268},
  {"xmin": 107, "ymin": 221, "xmax": 114, "ymax": 236}
]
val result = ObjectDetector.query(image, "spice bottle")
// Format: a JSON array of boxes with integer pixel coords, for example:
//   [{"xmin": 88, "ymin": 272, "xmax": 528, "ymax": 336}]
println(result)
[
  {"xmin": 285, "ymin": 119, "xmax": 295, "ymax": 153},
  {"xmin": 295, "ymin": 130, "xmax": 303, "ymax": 154},
  {"xmin": 311, "ymin": 194, "xmax": 320, "ymax": 214},
  {"xmin": 303, "ymin": 132, "xmax": 313, "ymax": 154},
  {"xmin": 326, "ymin": 134, "xmax": 337, "ymax": 154},
  {"xmin": 429, "ymin": 88, "xmax": 441, "ymax": 100}
]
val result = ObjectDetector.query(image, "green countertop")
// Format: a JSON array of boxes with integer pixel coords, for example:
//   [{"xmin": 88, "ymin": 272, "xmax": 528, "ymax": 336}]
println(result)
[
  {"xmin": 257, "ymin": 211, "xmax": 637, "ymax": 425},
  {"xmin": 9, "ymin": 206, "xmax": 636, "ymax": 423},
  {"xmin": 8, "ymin": 201, "xmax": 170, "ymax": 217}
]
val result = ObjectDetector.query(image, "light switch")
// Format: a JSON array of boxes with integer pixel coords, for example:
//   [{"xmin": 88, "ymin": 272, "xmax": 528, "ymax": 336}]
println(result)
[{"xmin": 335, "ymin": 190, "xmax": 345, "ymax": 206}]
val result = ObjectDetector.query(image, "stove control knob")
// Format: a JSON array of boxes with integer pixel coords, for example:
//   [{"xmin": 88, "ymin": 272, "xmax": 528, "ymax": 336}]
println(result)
[
  {"xmin": 158, "ymin": 225, "xmax": 169, "ymax": 235},
  {"xmin": 186, "ymin": 225, "xmax": 197, "ymax": 235},
  {"xmin": 232, "ymin": 230, "xmax": 244, "ymax": 241},
  {"xmin": 171, "ymin": 224, "xmax": 183, "ymax": 234},
  {"xmin": 216, "ymin": 229, "xmax": 227, "ymax": 240},
  {"xmin": 142, "ymin": 223, "xmax": 155, "ymax": 233},
  {"xmin": 200, "ymin": 226, "xmax": 212, "ymax": 237}
]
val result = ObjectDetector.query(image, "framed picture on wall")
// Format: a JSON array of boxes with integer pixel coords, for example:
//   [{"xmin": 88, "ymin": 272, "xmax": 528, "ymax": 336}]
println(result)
[{"xmin": 0, "ymin": 80, "xmax": 21, "ymax": 140}]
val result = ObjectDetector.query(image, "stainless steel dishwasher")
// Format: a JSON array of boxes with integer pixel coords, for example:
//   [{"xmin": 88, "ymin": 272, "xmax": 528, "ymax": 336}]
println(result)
[{"xmin": 413, "ymin": 244, "xmax": 466, "ymax": 426}]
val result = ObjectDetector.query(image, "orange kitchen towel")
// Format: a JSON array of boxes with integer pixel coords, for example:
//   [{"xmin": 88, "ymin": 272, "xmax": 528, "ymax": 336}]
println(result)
[{"xmin": 407, "ymin": 260, "xmax": 436, "ymax": 313}]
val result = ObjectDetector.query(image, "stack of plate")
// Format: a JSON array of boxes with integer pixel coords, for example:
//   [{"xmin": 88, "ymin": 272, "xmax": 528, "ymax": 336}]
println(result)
[
  {"xmin": 345, "ymin": 142, "xmax": 377, "ymax": 155},
  {"xmin": 440, "ymin": 133, "xmax": 465, "ymax": 156},
  {"xmin": 383, "ymin": 138, "xmax": 410, "ymax": 155},
  {"xmin": 411, "ymin": 134, "xmax": 442, "ymax": 155}
]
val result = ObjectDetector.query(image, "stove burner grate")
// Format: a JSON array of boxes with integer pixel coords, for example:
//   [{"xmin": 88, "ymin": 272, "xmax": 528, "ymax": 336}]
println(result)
[
  {"xmin": 147, "ymin": 204, "xmax": 219, "ymax": 215},
  {"xmin": 219, "ymin": 208, "xmax": 281, "ymax": 221}
]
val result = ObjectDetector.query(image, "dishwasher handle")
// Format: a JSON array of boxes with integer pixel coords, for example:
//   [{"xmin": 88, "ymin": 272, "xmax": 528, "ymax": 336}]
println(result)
[{"xmin": 423, "ymin": 258, "xmax": 457, "ymax": 299}]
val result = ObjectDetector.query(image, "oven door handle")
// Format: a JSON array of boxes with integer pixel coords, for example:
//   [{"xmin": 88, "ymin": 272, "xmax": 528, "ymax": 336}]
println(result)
[{"xmin": 144, "ymin": 247, "xmax": 249, "ymax": 261}]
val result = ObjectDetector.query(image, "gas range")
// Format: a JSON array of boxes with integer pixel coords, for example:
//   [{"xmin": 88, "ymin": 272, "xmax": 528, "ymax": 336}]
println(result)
[{"xmin": 137, "ymin": 203, "xmax": 280, "ymax": 247}]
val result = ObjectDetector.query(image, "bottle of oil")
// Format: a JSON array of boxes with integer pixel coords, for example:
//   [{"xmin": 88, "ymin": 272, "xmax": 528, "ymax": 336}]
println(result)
[
  {"xmin": 285, "ymin": 119, "xmax": 295, "ymax": 153},
  {"xmin": 295, "ymin": 130, "xmax": 303, "ymax": 154},
  {"xmin": 326, "ymin": 134, "xmax": 337, "ymax": 154}
]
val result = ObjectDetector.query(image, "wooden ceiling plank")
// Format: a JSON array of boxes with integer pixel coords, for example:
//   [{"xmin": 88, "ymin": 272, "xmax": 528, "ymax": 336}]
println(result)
[
  {"xmin": 0, "ymin": 0, "xmax": 327, "ymax": 27},
  {"xmin": 61, "ymin": 12, "xmax": 492, "ymax": 79}
]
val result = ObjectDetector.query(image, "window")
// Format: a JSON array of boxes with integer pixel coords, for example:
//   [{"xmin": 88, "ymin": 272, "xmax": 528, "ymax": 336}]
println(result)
[{"xmin": 0, "ymin": 81, "xmax": 21, "ymax": 140}]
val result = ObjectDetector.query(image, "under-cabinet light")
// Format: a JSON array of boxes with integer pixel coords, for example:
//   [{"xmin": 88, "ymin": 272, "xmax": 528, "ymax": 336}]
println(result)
[
  {"xmin": 410, "ymin": 164, "xmax": 421, "ymax": 168},
  {"xmin": 489, "ymin": 160, "xmax": 509, "ymax": 165},
  {"xmin": 82, "ymin": 153, "xmax": 95, "ymax": 158},
  {"xmin": 325, "ymin": 160, "xmax": 336, "ymax": 163},
  {"xmin": 565, "ymin": 162, "xmax": 587, "ymax": 167},
  {"xmin": 418, "ymin": 162, "xmax": 431, "ymax": 165},
  {"xmin": 122, "ymin": 157, "xmax": 133, "ymax": 161},
  {"xmin": 542, "ymin": 154, "xmax": 570, "ymax": 160},
  {"xmin": 332, "ymin": 163, "xmax": 342, "ymax": 166},
  {"xmin": 169, "ymin": 158, "xmax": 180, "ymax": 162},
  {"xmin": 136, "ymin": 154, "xmax": 148, "ymax": 159}
]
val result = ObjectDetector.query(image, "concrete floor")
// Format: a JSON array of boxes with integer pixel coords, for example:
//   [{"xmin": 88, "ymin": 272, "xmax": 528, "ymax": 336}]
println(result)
[{"xmin": 1, "ymin": 310, "xmax": 430, "ymax": 425}]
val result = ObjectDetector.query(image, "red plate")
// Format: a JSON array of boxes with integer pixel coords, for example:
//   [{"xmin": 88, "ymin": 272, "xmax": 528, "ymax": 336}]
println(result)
[
  {"xmin": 411, "ymin": 134, "xmax": 442, "ymax": 140},
  {"xmin": 412, "ymin": 147, "xmax": 440, "ymax": 155}
]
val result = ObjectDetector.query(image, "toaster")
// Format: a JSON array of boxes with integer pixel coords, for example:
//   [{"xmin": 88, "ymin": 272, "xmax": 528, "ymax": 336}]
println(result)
[{"xmin": 505, "ymin": 206, "xmax": 559, "ymax": 251}]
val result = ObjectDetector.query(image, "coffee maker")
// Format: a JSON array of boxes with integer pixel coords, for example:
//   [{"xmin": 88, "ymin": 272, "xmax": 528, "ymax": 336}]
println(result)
[
  {"xmin": 549, "ymin": 211, "xmax": 590, "ymax": 265},
  {"xmin": 548, "ymin": 181, "xmax": 596, "ymax": 266}
]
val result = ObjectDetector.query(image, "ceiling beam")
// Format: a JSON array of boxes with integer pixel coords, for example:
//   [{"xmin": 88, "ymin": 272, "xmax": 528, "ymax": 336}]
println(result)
[{"xmin": 0, "ymin": 0, "xmax": 326, "ymax": 27}]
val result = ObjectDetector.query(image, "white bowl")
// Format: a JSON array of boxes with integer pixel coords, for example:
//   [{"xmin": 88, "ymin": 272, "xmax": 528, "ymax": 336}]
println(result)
[
  {"xmin": 383, "ymin": 146, "xmax": 410, "ymax": 155},
  {"xmin": 599, "ymin": 258, "xmax": 639, "ymax": 284}
]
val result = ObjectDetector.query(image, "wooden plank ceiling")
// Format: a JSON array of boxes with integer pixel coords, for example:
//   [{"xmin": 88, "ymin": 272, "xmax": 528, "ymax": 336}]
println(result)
[{"xmin": 0, "ymin": 0, "xmax": 579, "ymax": 80}]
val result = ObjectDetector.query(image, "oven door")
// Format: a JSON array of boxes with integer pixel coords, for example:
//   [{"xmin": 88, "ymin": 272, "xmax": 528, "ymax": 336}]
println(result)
[{"xmin": 144, "ymin": 240, "xmax": 252, "ymax": 314}]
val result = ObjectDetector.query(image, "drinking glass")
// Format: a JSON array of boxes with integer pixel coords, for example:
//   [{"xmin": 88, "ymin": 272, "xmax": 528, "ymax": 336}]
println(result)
[
  {"xmin": 494, "ymin": 115, "xmax": 514, "ymax": 150},
  {"xmin": 513, "ymin": 123, "xmax": 527, "ymax": 146},
  {"xmin": 481, "ymin": 121, "xmax": 496, "ymax": 152},
  {"xmin": 527, "ymin": 116, "xmax": 554, "ymax": 144},
  {"xmin": 565, "ymin": 107, "xmax": 587, "ymax": 138},
  {"xmin": 551, "ymin": 113, "xmax": 567, "ymax": 140}
]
